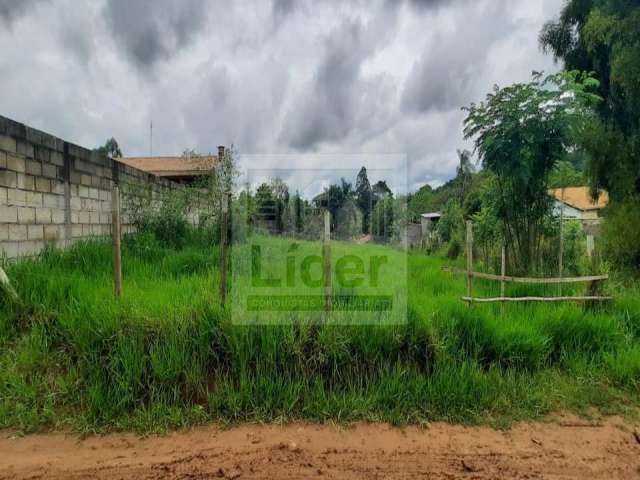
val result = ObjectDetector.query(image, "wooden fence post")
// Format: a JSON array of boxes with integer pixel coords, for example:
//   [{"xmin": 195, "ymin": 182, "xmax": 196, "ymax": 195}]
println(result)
[
  {"xmin": 111, "ymin": 185, "xmax": 122, "ymax": 298},
  {"xmin": 586, "ymin": 234, "xmax": 595, "ymax": 259},
  {"xmin": 323, "ymin": 210, "xmax": 332, "ymax": 312},
  {"xmin": 466, "ymin": 220, "xmax": 473, "ymax": 305},
  {"xmin": 500, "ymin": 244, "xmax": 506, "ymax": 315},
  {"xmin": 219, "ymin": 193, "xmax": 229, "ymax": 308}
]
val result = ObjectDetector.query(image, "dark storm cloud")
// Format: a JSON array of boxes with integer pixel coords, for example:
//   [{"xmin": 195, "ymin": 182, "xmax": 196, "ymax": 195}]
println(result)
[
  {"xmin": 401, "ymin": 0, "xmax": 515, "ymax": 113},
  {"xmin": 281, "ymin": 21, "xmax": 367, "ymax": 149},
  {"xmin": 407, "ymin": 0, "xmax": 461, "ymax": 9},
  {"xmin": 0, "ymin": 0, "xmax": 562, "ymax": 191},
  {"xmin": 280, "ymin": 9, "xmax": 400, "ymax": 151},
  {"xmin": 102, "ymin": 0, "xmax": 208, "ymax": 69},
  {"xmin": 0, "ymin": 0, "xmax": 48, "ymax": 26},
  {"xmin": 272, "ymin": 0, "xmax": 296, "ymax": 23}
]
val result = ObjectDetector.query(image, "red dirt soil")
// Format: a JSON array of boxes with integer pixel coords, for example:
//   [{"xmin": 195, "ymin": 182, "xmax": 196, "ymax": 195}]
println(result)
[{"xmin": 1, "ymin": 415, "xmax": 639, "ymax": 479}]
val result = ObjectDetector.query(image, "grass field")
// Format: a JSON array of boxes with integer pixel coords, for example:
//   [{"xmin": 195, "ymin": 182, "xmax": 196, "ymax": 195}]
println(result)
[{"xmin": 1, "ymin": 234, "xmax": 639, "ymax": 433}]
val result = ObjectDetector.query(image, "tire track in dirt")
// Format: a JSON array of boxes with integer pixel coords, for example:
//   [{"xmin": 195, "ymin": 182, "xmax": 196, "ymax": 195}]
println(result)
[{"xmin": 1, "ymin": 415, "xmax": 639, "ymax": 479}]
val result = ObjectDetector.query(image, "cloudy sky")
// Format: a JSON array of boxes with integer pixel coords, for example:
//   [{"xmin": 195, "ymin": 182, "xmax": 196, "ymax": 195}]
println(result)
[{"xmin": 0, "ymin": 0, "xmax": 562, "ymax": 192}]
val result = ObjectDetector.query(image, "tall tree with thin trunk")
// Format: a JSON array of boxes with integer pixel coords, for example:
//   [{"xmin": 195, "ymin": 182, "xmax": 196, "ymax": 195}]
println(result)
[
  {"xmin": 355, "ymin": 166, "xmax": 372, "ymax": 234},
  {"xmin": 463, "ymin": 71, "xmax": 600, "ymax": 273}
]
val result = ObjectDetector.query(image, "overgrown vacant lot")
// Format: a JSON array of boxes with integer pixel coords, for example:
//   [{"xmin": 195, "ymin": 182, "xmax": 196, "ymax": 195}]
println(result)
[{"xmin": 1, "ymin": 236, "xmax": 639, "ymax": 433}]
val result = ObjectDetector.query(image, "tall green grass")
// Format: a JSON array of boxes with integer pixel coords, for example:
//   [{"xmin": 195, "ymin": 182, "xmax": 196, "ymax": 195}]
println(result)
[{"xmin": 0, "ymin": 236, "xmax": 638, "ymax": 433}]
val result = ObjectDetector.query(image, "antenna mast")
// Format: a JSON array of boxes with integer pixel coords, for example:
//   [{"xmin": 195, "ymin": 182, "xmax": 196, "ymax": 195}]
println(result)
[{"xmin": 149, "ymin": 120, "xmax": 153, "ymax": 156}]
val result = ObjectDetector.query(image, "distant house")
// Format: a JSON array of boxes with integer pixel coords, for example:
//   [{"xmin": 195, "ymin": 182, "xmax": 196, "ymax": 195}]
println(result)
[
  {"xmin": 118, "ymin": 153, "xmax": 219, "ymax": 185},
  {"xmin": 549, "ymin": 186, "xmax": 609, "ymax": 225},
  {"xmin": 403, "ymin": 212, "xmax": 442, "ymax": 250},
  {"xmin": 420, "ymin": 212, "xmax": 441, "ymax": 235}
]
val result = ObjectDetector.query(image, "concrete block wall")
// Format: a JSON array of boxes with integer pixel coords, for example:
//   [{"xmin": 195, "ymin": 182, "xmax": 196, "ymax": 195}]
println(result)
[{"xmin": 0, "ymin": 115, "xmax": 194, "ymax": 259}]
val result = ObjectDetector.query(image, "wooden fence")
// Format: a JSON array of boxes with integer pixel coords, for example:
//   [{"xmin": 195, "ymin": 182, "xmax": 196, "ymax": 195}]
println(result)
[{"xmin": 443, "ymin": 220, "xmax": 612, "ymax": 305}]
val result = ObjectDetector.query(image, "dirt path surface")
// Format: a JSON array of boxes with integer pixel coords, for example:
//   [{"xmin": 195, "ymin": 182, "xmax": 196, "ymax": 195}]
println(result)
[{"xmin": 1, "ymin": 416, "xmax": 639, "ymax": 479}]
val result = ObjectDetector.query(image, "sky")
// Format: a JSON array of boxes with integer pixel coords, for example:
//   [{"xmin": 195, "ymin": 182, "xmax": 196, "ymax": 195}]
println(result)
[{"xmin": 0, "ymin": 0, "xmax": 563, "ymax": 193}]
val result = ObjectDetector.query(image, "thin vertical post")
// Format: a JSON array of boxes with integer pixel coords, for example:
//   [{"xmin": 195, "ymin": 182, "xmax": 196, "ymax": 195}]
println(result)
[
  {"xmin": 466, "ymin": 220, "xmax": 473, "ymax": 305},
  {"xmin": 500, "ymin": 244, "xmax": 506, "ymax": 315},
  {"xmin": 323, "ymin": 210, "xmax": 332, "ymax": 312},
  {"xmin": 586, "ymin": 234, "xmax": 594, "ymax": 259},
  {"xmin": 111, "ymin": 185, "xmax": 122, "ymax": 298},
  {"xmin": 219, "ymin": 193, "xmax": 229, "ymax": 308},
  {"xmin": 558, "ymin": 188, "xmax": 565, "ymax": 295}
]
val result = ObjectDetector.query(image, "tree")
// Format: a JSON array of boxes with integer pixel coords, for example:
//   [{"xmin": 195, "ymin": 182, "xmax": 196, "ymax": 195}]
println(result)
[
  {"xmin": 548, "ymin": 160, "xmax": 585, "ymax": 189},
  {"xmin": 455, "ymin": 149, "xmax": 475, "ymax": 202},
  {"xmin": 335, "ymin": 197, "xmax": 363, "ymax": 239},
  {"xmin": 540, "ymin": 1, "xmax": 640, "ymax": 200},
  {"xmin": 463, "ymin": 71, "xmax": 600, "ymax": 272},
  {"xmin": 95, "ymin": 138, "xmax": 122, "ymax": 158},
  {"xmin": 270, "ymin": 178, "xmax": 290, "ymax": 233},
  {"xmin": 313, "ymin": 178, "xmax": 353, "ymax": 231},
  {"xmin": 372, "ymin": 180, "xmax": 392, "ymax": 199},
  {"xmin": 407, "ymin": 184, "xmax": 434, "ymax": 222},
  {"xmin": 371, "ymin": 196, "xmax": 395, "ymax": 242},
  {"xmin": 293, "ymin": 190, "xmax": 304, "ymax": 234},
  {"xmin": 253, "ymin": 183, "xmax": 277, "ymax": 232},
  {"xmin": 355, "ymin": 167, "xmax": 373, "ymax": 233}
]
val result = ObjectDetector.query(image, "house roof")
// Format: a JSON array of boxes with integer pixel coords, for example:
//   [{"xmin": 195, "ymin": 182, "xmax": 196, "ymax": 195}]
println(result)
[
  {"xmin": 117, "ymin": 155, "xmax": 218, "ymax": 177},
  {"xmin": 549, "ymin": 186, "xmax": 609, "ymax": 211},
  {"xmin": 421, "ymin": 212, "xmax": 442, "ymax": 219}
]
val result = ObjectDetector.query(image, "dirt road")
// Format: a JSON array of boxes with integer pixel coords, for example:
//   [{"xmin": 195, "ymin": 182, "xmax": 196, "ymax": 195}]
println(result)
[{"xmin": 1, "ymin": 415, "xmax": 639, "ymax": 479}]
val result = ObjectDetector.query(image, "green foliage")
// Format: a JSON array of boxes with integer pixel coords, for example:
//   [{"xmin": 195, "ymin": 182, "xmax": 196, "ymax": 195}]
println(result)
[
  {"xmin": 562, "ymin": 221, "xmax": 588, "ymax": 276},
  {"xmin": 407, "ymin": 184, "xmax": 435, "ymax": 221},
  {"xmin": 94, "ymin": 137, "xmax": 122, "ymax": 159},
  {"xmin": 601, "ymin": 196, "xmax": 640, "ymax": 272},
  {"xmin": 548, "ymin": 160, "xmax": 586, "ymax": 188},
  {"xmin": 463, "ymin": 71, "xmax": 600, "ymax": 272},
  {"xmin": 371, "ymin": 197, "xmax": 395, "ymax": 242},
  {"xmin": 355, "ymin": 167, "xmax": 373, "ymax": 233},
  {"xmin": 334, "ymin": 197, "xmax": 363, "ymax": 239},
  {"xmin": 437, "ymin": 199, "xmax": 464, "ymax": 245},
  {"xmin": 125, "ymin": 183, "xmax": 196, "ymax": 249},
  {"xmin": 541, "ymin": 1, "xmax": 640, "ymax": 201}
]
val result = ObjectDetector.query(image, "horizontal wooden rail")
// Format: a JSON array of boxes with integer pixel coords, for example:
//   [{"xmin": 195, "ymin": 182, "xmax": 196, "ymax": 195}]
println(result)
[
  {"xmin": 462, "ymin": 296, "xmax": 613, "ymax": 303},
  {"xmin": 442, "ymin": 267, "xmax": 608, "ymax": 285}
]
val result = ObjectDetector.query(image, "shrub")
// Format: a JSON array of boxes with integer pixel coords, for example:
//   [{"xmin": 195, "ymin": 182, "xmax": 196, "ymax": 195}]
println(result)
[
  {"xmin": 125, "ymin": 183, "xmax": 201, "ymax": 250},
  {"xmin": 601, "ymin": 197, "xmax": 640, "ymax": 273}
]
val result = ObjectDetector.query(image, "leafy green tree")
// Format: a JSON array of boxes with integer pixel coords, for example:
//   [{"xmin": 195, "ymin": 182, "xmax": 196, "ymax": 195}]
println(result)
[
  {"xmin": 335, "ymin": 197, "xmax": 363, "ymax": 239},
  {"xmin": 270, "ymin": 178, "xmax": 290, "ymax": 233},
  {"xmin": 95, "ymin": 137, "xmax": 122, "ymax": 159},
  {"xmin": 407, "ymin": 184, "xmax": 434, "ymax": 221},
  {"xmin": 437, "ymin": 199, "xmax": 465, "ymax": 259},
  {"xmin": 548, "ymin": 160, "xmax": 585, "ymax": 189},
  {"xmin": 541, "ymin": 0, "xmax": 640, "ymax": 200},
  {"xmin": 601, "ymin": 195, "xmax": 640, "ymax": 272},
  {"xmin": 293, "ymin": 190, "xmax": 304, "ymax": 234},
  {"xmin": 371, "ymin": 196, "xmax": 395, "ymax": 242},
  {"xmin": 355, "ymin": 166, "xmax": 373, "ymax": 233},
  {"xmin": 253, "ymin": 183, "xmax": 277, "ymax": 232},
  {"xmin": 372, "ymin": 180, "xmax": 392, "ymax": 199},
  {"xmin": 463, "ymin": 71, "xmax": 600, "ymax": 272},
  {"xmin": 456, "ymin": 149, "xmax": 475, "ymax": 202},
  {"xmin": 314, "ymin": 178, "xmax": 354, "ymax": 231}
]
